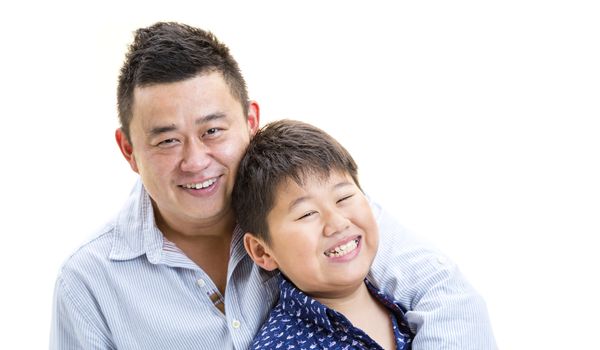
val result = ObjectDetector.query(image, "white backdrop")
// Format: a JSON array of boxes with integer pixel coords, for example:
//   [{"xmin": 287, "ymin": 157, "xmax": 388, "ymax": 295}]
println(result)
[{"xmin": 1, "ymin": 1, "xmax": 598, "ymax": 348}]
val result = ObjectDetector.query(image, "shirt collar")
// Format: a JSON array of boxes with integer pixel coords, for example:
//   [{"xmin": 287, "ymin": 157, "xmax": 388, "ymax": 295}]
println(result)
[
  {"xmin": 109, "ymin": 179, "xmax": 165, "ymax": 263},
  {"xmin": 277, "ymin": 273, "xmax": 336, "ymax": 331},
  {"xmin": 107, "ymin": 180, "xmax": 252, "ymax": 270},
  {"xmin": 227, "ymin": 225, "xmax": 249, "ymax": 275},
  {"xmin": 277, "ymin": 273, "xmax": 408, "ymax": 333}
]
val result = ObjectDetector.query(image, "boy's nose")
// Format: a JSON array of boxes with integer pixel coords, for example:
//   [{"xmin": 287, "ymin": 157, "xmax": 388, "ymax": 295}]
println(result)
[
  {"xmin": 323, "ymin": 211, "xmax": 351, "ymax": 236},
  {"xmin": 180, "ymin": 140, "xmax": 211, "ymax": 172}
]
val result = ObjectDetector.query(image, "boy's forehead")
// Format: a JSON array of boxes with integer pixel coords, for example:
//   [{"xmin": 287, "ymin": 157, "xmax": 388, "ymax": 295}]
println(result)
[
  {"xmin": 275, "ymin": 170, "xmax": 354, "ymax": 198},
  {"xmin": 279, "ymin": 170, "xmax": 332, "ymax": 190}
]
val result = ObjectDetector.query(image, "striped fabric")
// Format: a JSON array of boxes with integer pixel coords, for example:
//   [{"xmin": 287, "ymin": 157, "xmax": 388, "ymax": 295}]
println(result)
[
  {"xmin": 50, "ymin": 180, "xmax": 496, "ymax": 349},
  {"xmin": 369, "ymin": 202, "xmax": 497, "ymax": 349}
]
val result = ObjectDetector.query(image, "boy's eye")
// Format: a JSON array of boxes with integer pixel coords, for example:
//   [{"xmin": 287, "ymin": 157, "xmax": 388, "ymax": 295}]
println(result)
[
  {"xmin": 297, "ymin": 211, "xmax": 317, "ymax": 221},
  {"xmin": 337, "ymin": 194, "xmax": 354, "ymax": 203}
]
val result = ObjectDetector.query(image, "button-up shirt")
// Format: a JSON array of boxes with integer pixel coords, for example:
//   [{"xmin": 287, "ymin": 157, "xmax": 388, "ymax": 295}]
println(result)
[
  {"xmin": 251, "ymin": 274, "xmax": 413, "ymax": 349},
  {"xmin": 50, "ymin": 180, "xmax": 496, "ymax": 349}
]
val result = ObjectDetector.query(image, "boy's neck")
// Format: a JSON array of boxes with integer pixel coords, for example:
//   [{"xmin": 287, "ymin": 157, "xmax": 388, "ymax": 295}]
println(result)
[
  {"xmin": 314, "ymin": 282, "xmax": 396, "ymax": 350},
  {"xmin": 314, "ymin": 281, "xmax": 373, "ymax": 317}
]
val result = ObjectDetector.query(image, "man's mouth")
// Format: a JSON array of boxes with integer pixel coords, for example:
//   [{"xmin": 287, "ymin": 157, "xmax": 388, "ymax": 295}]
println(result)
[
  {"xmin": 180, "ymin": 177, "xmax": 217, "ymax": 190},
  {"xmin": 324, "ymin": 237, "xmax": 360, "ymax": 258}
]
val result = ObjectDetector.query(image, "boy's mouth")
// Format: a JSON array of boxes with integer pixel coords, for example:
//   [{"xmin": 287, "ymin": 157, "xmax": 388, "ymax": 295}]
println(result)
[{"xmin": 324, "ymin": 236, "xmax": 361, "ymax": 258}]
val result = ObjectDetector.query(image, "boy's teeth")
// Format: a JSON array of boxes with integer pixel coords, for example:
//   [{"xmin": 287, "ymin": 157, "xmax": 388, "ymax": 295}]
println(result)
[
  {"xmin": 184, "ymin": 178, "xmax": 216, "ymax": 189},
  {"xmin": 325, "ymin": 239, "xmax": 359, "ymax": 258}
]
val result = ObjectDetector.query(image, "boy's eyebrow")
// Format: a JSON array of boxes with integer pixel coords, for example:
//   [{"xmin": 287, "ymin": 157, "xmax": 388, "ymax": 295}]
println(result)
[
  {"xmin": 288, "ymin": 196, "xmax": 310, "ymax": 211},
  {"xmin": 147, "ymin": 113, "xmax": 226, "ymax": 137},
  {"xmin": 333, "ymin": 181, "xmax": 354, "ymax": 190},
  {"xmin": 288, "ymin": 181, "xmax": 354, "ymax": 211}
]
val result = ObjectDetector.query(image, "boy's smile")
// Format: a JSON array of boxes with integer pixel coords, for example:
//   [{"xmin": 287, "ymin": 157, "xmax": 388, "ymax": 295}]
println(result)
[
  {"xmin": 324, "ymin": 235, "xmax": 361, "ymax": 259},
  {"xmin": 261, "ymin": 171, "xmax": 379, "ymax": 299}
]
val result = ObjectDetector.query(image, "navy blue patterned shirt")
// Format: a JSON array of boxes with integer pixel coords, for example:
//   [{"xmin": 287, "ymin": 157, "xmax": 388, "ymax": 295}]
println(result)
[{"xmin": 250, "ymin": 274, "xmax": 413, "ymax": 350}]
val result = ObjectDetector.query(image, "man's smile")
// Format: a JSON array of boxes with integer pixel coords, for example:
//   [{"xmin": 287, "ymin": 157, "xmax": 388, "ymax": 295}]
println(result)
[{"xmin": 180, "ymin": 177, "xmax": 218, "ymax": 190}]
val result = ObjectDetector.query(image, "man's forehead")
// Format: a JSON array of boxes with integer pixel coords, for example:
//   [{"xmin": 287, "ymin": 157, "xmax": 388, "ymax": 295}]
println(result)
[{"xmin": 129, "ymin": 74, "xmax": 242, "ymax": 129}]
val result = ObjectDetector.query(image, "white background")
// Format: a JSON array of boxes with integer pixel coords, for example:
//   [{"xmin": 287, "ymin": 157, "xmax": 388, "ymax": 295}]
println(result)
[{"xmin": 1, "ymin": 1, "xmax": 598, "ymax": 348}]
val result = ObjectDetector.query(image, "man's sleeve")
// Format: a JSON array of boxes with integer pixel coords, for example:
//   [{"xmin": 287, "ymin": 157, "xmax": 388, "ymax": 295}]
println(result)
[
  {"xmin": 50, "ymin": 274, "xmax": 114, "ymax": 350},
  {"xmin": 369, "ymin": 201, "xmax": 497, "ymax": 350}
]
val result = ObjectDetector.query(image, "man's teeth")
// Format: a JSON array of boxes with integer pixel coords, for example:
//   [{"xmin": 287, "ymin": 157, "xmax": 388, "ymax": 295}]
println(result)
[
  {"xmin": 183, "ymin": 178, "xmax": 216, "ymax": 189},
  {"xmin": 325, "ymin": 239, "xmax": 359, "ymax": 258}
]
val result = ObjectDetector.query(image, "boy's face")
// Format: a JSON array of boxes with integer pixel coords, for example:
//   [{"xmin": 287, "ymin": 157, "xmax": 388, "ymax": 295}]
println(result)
[{"xmin": 262, "ymin": 171, "xmax": 378, "ymax": 299}]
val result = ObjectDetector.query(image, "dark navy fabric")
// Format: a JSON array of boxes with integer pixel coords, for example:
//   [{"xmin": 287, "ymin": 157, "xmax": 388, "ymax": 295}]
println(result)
[{"xmin": 250, "ymin": 273, "xmax": 413, "ymax": 350}]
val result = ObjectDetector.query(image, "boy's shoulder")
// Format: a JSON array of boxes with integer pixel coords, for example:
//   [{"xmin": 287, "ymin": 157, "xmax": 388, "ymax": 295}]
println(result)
[
  {"xmin": 250, "ymin": 276, "xmax": 361, "ymax": 350},
  {"xmin": 250, "ymin": 302, "xmax": 331, "ymax": 350},
  {"xmin": 250, "ymin": 276, "xmax": 329, "ymax": 349}
]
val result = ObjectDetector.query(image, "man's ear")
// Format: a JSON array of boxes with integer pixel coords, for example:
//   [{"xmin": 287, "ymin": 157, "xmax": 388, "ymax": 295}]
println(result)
[
  {"xmin": 115, "ymin": 128, "xmax": 139, "ymax": 173},
  {"xmin": 246, "ymin": 100, "xmax": 260, "ymax": 136},
  {"xmin": 243, "ymin": 233, "xmax": 278, "ymax": 271}
]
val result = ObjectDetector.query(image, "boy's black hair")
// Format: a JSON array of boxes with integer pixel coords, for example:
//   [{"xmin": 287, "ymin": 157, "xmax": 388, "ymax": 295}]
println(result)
[{"xmin": 232, "ymin": 119, "xmax": 360, "ymax": 244}]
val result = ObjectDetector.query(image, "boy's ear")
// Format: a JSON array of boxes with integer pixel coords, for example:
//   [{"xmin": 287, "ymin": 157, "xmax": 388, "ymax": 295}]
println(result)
[{"xmin": 243, "ymin": 233, "xmax": 278, "ymax": 271}]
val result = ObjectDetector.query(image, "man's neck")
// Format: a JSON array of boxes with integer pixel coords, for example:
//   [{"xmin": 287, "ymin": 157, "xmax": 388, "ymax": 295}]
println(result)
[{"xmin": 155, "ymin": 209, "xmax": 236, "ymax": 295}]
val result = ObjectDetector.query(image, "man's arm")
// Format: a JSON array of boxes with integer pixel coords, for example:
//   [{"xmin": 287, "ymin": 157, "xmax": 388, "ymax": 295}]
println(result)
[
  {"xmin": 369, "ymin": 201, "xmax": 497, "ymax": 349},
  {"xmin": 50, "ymin": 275, "xmax": 114, "ymax": 350}
]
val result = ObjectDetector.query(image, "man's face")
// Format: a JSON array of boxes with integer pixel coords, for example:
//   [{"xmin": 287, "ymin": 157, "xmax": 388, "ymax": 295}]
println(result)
[
  {"xmin": 263, "ymin": 171, "xmax": 379, "ymax": 299},
  {"xmin": 121, "ymin": 72, "xmax": 259, "ymax": 231}
]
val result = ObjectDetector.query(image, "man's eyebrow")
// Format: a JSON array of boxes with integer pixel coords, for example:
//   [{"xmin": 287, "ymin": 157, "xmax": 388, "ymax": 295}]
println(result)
[
  {"xmin": 148, "ymin": 124, "xmax": 177, "ymax": 137},
  {"xmin": 195, "ymin": 113, "xmax": 226, "ymax": 125},
  {"xmin": 147, "ymin": 113, "xmax": 227, "ymax": 137}
]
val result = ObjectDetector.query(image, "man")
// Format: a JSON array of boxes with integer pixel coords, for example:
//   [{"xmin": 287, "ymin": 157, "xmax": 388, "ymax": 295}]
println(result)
[{"xmin": 50, "ymin": 22, "xmax": 496, "ymax": 349}]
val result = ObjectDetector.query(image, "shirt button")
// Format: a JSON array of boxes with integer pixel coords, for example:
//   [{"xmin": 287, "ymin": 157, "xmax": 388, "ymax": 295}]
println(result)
[
  {"xmin": 232, "ymin": 320, "xmax": 241, "ymax": 329},
  {"xmin": 196, "ymin": 279, "xmax": 206, "ymax": 287}
]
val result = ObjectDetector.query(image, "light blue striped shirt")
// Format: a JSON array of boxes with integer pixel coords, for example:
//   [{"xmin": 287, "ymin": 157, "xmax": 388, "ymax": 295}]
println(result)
[{"xmin": 50, "ymin": 180, "xmax": 496, "ymax": 349}]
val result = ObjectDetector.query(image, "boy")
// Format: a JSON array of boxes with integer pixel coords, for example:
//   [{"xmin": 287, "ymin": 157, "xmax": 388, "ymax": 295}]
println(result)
[{"xmin": 233, "ymin": 119, "xmax": 414, "ymax": 349}]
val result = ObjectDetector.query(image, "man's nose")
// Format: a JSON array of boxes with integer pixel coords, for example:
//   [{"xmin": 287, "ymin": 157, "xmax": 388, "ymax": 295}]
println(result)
[
  {"xmin": 323, "ymin": 210, "xmax": 351, "ymax": 236},
  {"xmin": 180, "ymin": 139, "xmax": 211, "ymax": 172}
]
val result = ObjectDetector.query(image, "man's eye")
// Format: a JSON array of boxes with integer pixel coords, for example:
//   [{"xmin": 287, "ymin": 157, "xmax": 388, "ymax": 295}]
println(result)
[
  {"xmin": 158, "ymin": 138, "xmax": 179, "ymax": 146},
  {"xmin": 204, "ymin": 128, "xmax": 221, "ymax": 136}
]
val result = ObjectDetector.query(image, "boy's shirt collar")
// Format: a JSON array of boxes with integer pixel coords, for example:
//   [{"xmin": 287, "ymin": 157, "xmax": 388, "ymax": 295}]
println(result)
[
  {"xmin": 276, "ymin": 272, "xmax": 409, "ymax": 333},
  {"xmin": 278, "ymin": 273, "xmax": 335, "ymax": 331}
]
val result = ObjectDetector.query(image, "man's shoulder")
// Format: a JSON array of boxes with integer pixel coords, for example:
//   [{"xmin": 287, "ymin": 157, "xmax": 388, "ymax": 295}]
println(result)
[
  {"xmin": 368, "ymin": 198, "xmax": 462, "ymax": 299},
  {"xmin": 58, "ymin": 180, "xmax": 149, "ymax": 280},
  {"xmin": 57, "ymin": 220, "xmax": 118, "ymax": 279},
  {"xmin": 371, "ymin": 200, "xmax": 444, "ymax": 260}
]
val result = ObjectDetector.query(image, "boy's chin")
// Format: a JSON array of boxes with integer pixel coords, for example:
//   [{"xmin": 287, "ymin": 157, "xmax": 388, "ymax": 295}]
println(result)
[{"xmin": 306, "ymin": 280, "xmax": 369, "ymax": 301}]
